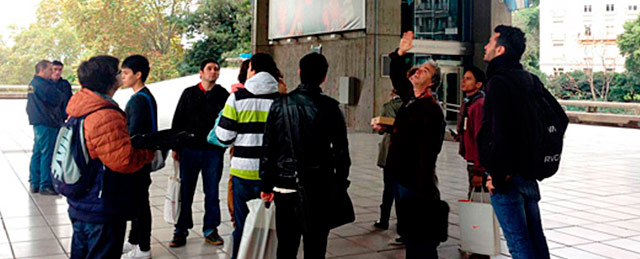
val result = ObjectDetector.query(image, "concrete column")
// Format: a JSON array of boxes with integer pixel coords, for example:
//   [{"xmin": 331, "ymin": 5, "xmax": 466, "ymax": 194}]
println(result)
[
  {"xmin": 472, "ymin": 0, "xmax": 512, "ymax": 69},
  {"xmin": 252, "ymin": 0, "xmax": 271, "ymax": 53}
]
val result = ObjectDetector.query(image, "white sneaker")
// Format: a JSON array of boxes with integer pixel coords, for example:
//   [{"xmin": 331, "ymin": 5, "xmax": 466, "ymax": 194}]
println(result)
[
  {"xmin": 121, "ymin": 246, "xmax": 151, "ymax": 259},
  {"xmin": 122, "ymin": 242, "xmax": 136, "ymax": 254}
]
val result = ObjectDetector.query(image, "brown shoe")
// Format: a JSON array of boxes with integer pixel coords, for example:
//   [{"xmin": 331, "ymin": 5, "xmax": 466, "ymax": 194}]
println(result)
[
  {"xmin": 205, "ymin": 231, "xmax": 224, "ymax": 245},
  {"xmin": 169, "ymin": 233, "xmax": 186, "ymax": 247}
]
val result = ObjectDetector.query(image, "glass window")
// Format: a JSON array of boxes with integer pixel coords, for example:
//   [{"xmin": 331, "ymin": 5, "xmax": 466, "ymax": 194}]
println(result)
[{"xmin": 413, "ymin": 0, "xmax": 461, "ymax": 41}]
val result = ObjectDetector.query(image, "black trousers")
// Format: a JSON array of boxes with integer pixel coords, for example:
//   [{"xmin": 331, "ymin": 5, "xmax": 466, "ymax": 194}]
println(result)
[
  {"xmin": 274, "ymin": 192, "xmax": 330, "ymax": 259},
  {"xmin": 127, "ymin": 174, "xmax": 152, "ymax": 251},
  {"xmin": 379, "ymin": 167, "xmax": 398, "ymax": 223}
]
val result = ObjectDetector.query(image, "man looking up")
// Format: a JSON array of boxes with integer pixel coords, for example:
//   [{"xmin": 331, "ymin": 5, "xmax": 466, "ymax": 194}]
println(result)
[
  {"xmin": 479, "ymin": 25, "xmax": 556, "ymax": 259},
  {"xmin": 372, "ymin": 31, "xmax": 446, "ymax": 258}
]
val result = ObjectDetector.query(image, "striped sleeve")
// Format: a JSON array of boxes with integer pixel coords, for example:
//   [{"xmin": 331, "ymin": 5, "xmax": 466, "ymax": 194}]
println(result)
[{"xmin": 215, "ymin": 94, "xmax": 238, "ymax": 145}]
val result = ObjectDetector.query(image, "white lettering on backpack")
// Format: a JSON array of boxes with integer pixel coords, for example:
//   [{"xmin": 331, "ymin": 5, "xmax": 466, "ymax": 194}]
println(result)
[
  {"xmin": 548, "ymin": 126, "xmax": 557, "ymax": 133},
  {"xmin": 544, "ymin": 154, "xmax": 561, "ymax": 163},
  {"xmin": 52, "ymin": 130, "xmax": 72, "ymax": 180}
]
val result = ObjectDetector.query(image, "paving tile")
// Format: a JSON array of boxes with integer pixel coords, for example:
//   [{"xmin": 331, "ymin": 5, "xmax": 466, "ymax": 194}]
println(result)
[
  {"xmin": 11, "ymin": 239, "xmax": 65, "ymax": 258},
  {"xmin": 544, "ymin": 230, "xmax": 593, "ymax": 246},
  {"xmin": 555, "ymin": 227, "xmax": 617, "ymax": 242},
  {"xmin": 2, "ymin": 215, "xmax": 48, "ymax": 230},
  {"xmin": 16, "ymin": 254, "xmax": 68, "ymax": 259},
  {"xmin": 326, "ymin": 237, "xmax": 372, "ymax": 257},
  {"xmin": 603, "ymin": 238, "xmax": 640, "ymax": 253},
  {"xmin": 7, "ymin": 226, "xmax": 56, "ymax": 243},
  {"xmin": 581, "ymin": 223, "xmax": 640, "ymax": 238},
  {"xmin": 167, "ymin": 235, "xmax": 228, "ymax": 258},
  {"xmin": 551, "ymin": 247, "xmax": 608, "ymax": 259},
  {"xmin": 0, "ymin": 243, "xmax": 13, "ymax": 258},
  {"xmin": 575, "ymin": 243, "xmax": 640, "ymax": 259}
]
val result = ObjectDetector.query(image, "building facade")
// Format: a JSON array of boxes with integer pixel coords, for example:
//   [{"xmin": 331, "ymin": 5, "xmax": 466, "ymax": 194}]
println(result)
[
  {"xmin": 540, "ymin": 0, "xmax": 639, "ymax": 76},
  {"xmin": 252, "ymin": 0, "xmax": 511, "ymax": 131}
]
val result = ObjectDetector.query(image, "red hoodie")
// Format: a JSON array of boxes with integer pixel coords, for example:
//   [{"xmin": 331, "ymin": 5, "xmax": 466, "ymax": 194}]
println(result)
[{"xmin": 457, "ymin": 91, "xmax": 485, "ymax": 174}]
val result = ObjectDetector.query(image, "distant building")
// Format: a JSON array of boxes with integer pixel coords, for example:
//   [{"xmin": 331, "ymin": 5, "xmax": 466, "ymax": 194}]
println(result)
[{"xmin": 540, "ymin": 0, "xmax": 639, "ymax": 76}]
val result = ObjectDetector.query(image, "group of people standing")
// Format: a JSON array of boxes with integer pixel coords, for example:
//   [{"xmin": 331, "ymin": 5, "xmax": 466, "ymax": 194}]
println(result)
[
  {"xmin": 24, "ymin": 24, "xmax": 560, "ymax": 259},
  {"xmin": 27, "ymin": 51, "xmax": 352, "ymax": 259},
  {"xmin": 370, "ymin": 25, "xmax": 559, "ymax": 259}
]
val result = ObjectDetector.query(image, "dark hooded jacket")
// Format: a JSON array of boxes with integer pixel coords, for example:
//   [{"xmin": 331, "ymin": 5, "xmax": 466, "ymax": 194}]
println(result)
[
  {"xmin": 478, "ymin": 54, "xmax": 546, "ymax": 190},
  {"xmin": 26, "ymin": 75, "xmax": 64, "ymax": 127}
]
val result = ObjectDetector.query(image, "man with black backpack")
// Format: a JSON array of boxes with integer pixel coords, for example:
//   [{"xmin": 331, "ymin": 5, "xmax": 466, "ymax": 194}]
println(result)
[
  {"xmin": 120, "ymin": 55, "xmax": 156, "ymax": 259},
  {"xmin": 479, "ymin": 25, "xmax": 568, "ymax": 259}
]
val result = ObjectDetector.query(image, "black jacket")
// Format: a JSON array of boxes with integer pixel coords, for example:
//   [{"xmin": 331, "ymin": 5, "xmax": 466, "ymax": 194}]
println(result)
[
  {"xmin": 126, "ymin": 87, "xmax": 158, "ymax": 137},
  {"xmin": 54, "ymin": 79, "xmax": 73, "ymax": 120},
  {"xmin": 385, "ymin": 50, "xmax": 445, "ymax": 199},
  {"xmin": 125, "ymin": 87, "xmax": 157, "ymax": 178},
  {"xmin": 478, "ymin": 55, "xmax": 540, "ymax": 190},
  {"xmin": 26, "ymin": 75, "xmax": 64, "ymax": 127},
  {"xmin": 172, "ymin": 84, "xmax": 229, "ymax": 151},
  {"xmin": 260, "ymin": 84, "xmax": 351, "ymax": 194}
]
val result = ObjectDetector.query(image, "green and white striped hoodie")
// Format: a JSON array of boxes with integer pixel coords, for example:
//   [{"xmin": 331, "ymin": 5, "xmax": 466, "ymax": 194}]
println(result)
[{"xmin": 214, "ymin": 72, "xmax": 280, "ymax": 180}]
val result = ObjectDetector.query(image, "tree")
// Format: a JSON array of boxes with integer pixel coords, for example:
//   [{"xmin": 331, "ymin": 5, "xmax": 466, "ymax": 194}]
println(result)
[
  {"xmin": 512, "ymin": 4, "xmax": 543, "ymax": 81},
  {"xmin": 0, "ymin": 0, "xmax": 82, "ymax": 85},
  {"xmin": 60, "ymin": 0, "xmax": 192, "ymax": 82},
  {"xmin": 618, "ymin": 15, "xmax": 640, "ymax": 73},
  {"xmin": 180, "ymin": 0, "xmax": 252, "ymax": 74}
]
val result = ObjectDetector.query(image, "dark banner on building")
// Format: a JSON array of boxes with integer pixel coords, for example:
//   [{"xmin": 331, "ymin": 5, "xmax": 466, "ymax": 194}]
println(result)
[{"xmin": 268, "ymin": 0, "xmax": 366, "ymax": 39}]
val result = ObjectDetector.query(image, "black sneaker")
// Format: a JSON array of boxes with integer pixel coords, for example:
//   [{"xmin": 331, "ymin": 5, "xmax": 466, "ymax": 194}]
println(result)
[
  {"xmin": 39, "ymin": 187, "xmax": 58, "ymax": 196},
  {"xmin": 169, "ymin": 233, "xmax": 187, "ymax": 247},
  {"xmin": 30, "ymin": 185, "xmax": 39, "ymax": 193},
  {"xmin": 373, "ymin": 220, "xmax": 389, "ymax": 230},
  {"xmin": 205, "ymin": 231, "xmax": 224, "ymax": 245}
]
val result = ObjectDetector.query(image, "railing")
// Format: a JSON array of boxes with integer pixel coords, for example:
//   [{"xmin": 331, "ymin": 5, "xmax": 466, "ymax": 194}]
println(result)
[
  {"xmin": 557, "ymin": 100, "xmax": 640, "ymax": 128},
  {"xmin": 0, "ymin": 85, "xmax": 80, "ymax": 99},
  {"xmin": 441, "ymin": 100, "xmax": 640, "ymax": 129}
]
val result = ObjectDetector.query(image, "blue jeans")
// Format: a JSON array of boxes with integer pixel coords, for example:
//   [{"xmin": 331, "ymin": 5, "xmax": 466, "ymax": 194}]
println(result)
[
  {"xmin": 491, "ymin": 175, "xmax": 550, "ymax": 259},
  {"xmin": 70, "ymin": 219, "xmax": 126, "ymax": 259},
  {"xmin": 175, "ymin": 148, "xmax": 224, "ymax": 236},
  {"xmin": 231, "ymin": 176, "xmax": 261, "ymax": 259},
  {"xmin": 29, "ymin": 125, "xmax": 59, "ymax": 189},
  {"xmin": 395, "ymin": 183, "xmax": 438, "ymax": 259}
]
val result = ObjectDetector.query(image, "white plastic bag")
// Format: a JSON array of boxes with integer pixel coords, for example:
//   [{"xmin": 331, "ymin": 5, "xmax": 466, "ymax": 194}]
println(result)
[
  {"xmin": 237, "ymin": 199, "xmax": 277, "ymax": 259},
  {"xmin": 163, "ymin": 161, "xmax": 181, "ymax": 224},
  {"xmin": 458, "ymin": 191, "xmax": 501, "ymax": 256}
]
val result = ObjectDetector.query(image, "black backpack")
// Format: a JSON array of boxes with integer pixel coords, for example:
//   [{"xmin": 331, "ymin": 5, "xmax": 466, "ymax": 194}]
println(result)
[{"xmin": 520, "ymin": 73, "xmax": 569, "ymax": 180}]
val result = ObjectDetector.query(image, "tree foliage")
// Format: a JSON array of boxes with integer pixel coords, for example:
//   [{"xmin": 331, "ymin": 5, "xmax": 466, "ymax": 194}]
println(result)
[
  {"xmin": 512, "ymin": 5, "xmax": 543, "ymax": 81},
  {"xmin": 179, "ymin": 0, "xmax": 252, "ymax": 74},
  {"xmin": 547, "ymin": 70, "xmax": 640, "ymax": 102},
  {"xmin": 0, "ymin": 0, "xmax": 193, "ymax": 85},
  {"xmin": 618, "ymin": 14, "xmax": 640, "ymax": 73}
]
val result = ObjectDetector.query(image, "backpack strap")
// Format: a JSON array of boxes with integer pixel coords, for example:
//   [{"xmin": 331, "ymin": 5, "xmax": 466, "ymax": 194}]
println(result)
[{"xmin": 135, "ymin": 91, "xmax": 157, "ymax": 133}]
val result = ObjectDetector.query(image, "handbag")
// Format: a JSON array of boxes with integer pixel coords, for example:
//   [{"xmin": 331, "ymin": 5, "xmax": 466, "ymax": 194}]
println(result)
[
  {"xmin": 136, "ymin": 91, "xmax": 168, "ymax": 172},
  {"xmin": 281, "ymin": 95, "xmax": 355, "ymax": 231},
  {"xmin": 458, "ymin": 190, "xmax": 501, "ymax": 255},
  {"xmin": 281, "ymin": 95, "xmax": 312, "ymax": 233},
  {"xmin": 163, "ymin": 161, "xmax": 181, "ymax": 224},
  {"xmin": 327, "ymin": 176, "xmax": 355, "ymax": 229},
  {"xmin": 237, "ymin": 199, "xmax": 278, "ymax": 259}
]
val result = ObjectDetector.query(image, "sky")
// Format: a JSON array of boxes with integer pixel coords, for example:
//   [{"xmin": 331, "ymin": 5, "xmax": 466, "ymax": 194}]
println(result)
[{"xmin": 0, "ymin": 0, "xmax": 41, "ymax": 45}]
